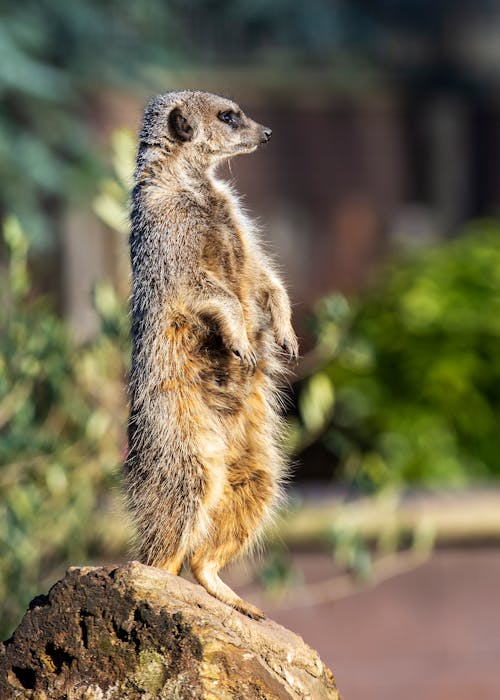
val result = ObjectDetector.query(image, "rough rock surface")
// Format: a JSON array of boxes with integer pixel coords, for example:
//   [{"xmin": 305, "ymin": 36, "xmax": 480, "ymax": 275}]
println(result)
[{"xmin": 0, "ymin": 561, "xmax": 340, "ymax": 699}]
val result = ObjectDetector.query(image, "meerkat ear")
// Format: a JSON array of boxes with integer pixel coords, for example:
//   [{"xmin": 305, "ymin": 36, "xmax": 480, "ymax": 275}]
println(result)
[{"xmin": 168, "ymin": 107, "xmax": 193, "ymax": 142}]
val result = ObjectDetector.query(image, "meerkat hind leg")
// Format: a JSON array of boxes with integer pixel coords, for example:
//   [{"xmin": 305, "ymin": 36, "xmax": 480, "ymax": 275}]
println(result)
[
  {"xmin": 156, "ymin": 551, "xmax": 185, "ymax": 576},
  {"xmin": 189, "ymin": 470, "xmax": 274, "ymax": 620},
  {"xmin": 190, "ymin": 557, "xmax": 264, "ymax": 620}
]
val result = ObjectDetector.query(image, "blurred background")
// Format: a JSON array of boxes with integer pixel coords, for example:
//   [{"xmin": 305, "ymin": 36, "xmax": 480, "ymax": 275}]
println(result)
[{"xmin": 1, "ymin": 1, "xmax": 500, "ymax": 698}]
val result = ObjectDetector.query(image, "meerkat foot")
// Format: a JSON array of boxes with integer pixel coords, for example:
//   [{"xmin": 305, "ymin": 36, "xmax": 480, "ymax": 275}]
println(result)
[
  {"xmin": 191, "ymin": 561, "xmax": 265, "ymax": 620},
  {"xmin": 232, "ymin": 598, "xmax": 265, "ymax": 620}
]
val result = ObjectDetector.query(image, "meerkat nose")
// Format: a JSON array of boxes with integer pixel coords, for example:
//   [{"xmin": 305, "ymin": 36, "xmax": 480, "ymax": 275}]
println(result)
[{"xmin": 260, "ymin": 128, "xmax": 272, "ymax": 143}]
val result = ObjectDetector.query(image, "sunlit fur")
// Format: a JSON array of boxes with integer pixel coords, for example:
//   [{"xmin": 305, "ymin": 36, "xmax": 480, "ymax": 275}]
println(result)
[{"xmin": 124, "ymin": 91, "xmax": 298, "ymax": 619}]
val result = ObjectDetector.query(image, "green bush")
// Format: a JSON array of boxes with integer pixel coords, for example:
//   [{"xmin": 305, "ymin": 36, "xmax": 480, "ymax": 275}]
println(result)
[
  {"xmin": 293, "ymin": 220, "xmax": 500, "ymax": 489},
  {"xmin": 0, "ymin": 217, "xmax": 130, "ymax": 640}
]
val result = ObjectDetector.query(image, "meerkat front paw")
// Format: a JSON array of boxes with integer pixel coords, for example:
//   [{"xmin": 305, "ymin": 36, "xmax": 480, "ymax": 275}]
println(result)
[
  {"xmin": 275, "ymin": 326, "xmax": 299, "ymax": 362},
  {"xmin": 230, "ymin": 340, "xmax": 257, "ymax": 371}
]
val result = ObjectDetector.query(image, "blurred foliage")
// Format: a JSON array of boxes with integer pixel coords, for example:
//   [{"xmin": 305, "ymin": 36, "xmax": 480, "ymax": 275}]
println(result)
[
  {"xmin": 92, "ymin": 128, "xmax": 136, "ymax": 237},
  {"xmin": 292, "ymin": 220, "xmax": 500, "ymax": 490},
  {"xmin": 0, "ymin": 216, "xmax": 130, "ymax": 640},
  {"xmin": 329, "ymin": 525, "xmax": 373, "ymax": 581},
  {"xmin": 0, "ymin": 0, "xmax": 182, "ymax": 246}
]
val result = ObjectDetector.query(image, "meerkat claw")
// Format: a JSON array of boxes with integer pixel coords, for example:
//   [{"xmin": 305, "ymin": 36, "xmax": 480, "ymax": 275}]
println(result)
[
  {"xmin": 232, "ymin": 347, "xmax": 257, "ymax": 370},
  {"xmin": 280, "ymin": 340, "xmax": 299, "ymax": 362}
]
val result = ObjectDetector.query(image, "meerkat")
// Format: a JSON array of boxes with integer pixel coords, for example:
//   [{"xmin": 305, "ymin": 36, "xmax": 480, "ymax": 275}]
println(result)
[{"xmin": 124, "ymin": 90, "xmax": 298, "ymax": 619}]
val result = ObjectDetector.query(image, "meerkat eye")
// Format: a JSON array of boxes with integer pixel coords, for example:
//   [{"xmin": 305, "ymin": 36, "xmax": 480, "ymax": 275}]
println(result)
[{"xmin": 218, "ymin": 110, "xmax": 240, "ymax": 128}]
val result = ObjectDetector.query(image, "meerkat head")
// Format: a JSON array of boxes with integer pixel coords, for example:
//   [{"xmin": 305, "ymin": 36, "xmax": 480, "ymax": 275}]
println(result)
[{"xmin": 139, "ymin": 91, "xmax": 272, "ymax": 166}]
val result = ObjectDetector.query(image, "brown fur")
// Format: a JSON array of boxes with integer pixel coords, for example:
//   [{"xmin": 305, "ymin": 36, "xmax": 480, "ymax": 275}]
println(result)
[{"xmin": 125, "ymin": 91, "xmax": 298, "ymax": 619}]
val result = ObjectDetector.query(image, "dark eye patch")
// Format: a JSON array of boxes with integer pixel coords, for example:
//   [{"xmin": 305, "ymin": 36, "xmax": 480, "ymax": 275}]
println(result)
[{"xmin": 218, "ymin": 110, "xmax": 240, "ymax": 128}]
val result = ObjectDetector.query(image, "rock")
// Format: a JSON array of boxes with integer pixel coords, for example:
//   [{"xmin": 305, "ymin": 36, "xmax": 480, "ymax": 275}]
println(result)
[{"xmin": 0, "ymin": 562, "xmax": 341, "ymax": 699}]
